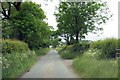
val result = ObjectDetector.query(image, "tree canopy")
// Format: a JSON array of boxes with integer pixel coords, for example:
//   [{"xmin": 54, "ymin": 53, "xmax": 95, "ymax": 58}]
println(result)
[
  {"xmin": 55, "ymin": 2, "xmax": 111, "ymax": 45},
  {"xmin": 2, "ymin": 2, "xmax": 51, "ymax": 49}
]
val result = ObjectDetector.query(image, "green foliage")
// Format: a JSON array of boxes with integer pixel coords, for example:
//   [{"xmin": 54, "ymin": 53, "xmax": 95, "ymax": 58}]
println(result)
[
  {"xmin": 33, "ymin": 48, "xmax": 50, "ymax": 56},
  {"xmin": 55, "ymin": 2, "xmax": 111, "ymax": 43},
  {"xmin": 58, "ymin": 38, "xmax": 119, "ymax": 59},
  {"xmin": 90, "ymin": 38, "xmax": 119, "ymax": 58},
  {"xmin": 49, "ymin": 30, "xmax": 62, "ymax": 48},
  {"xmin": 58, "ymin": 40, "xmax": 90, "ymax": 59},
  {"xmin": 60, "ymin": 50, "xmax": 77, "ymax": 59},
  {"xmin": 51, "ymin": 38, "xmax": 61, "ymax": 48},
  {"xmin": 2, "ymin": 20, "xmax": 13, "ymax": 38},
  {"xmin": 2, "ymin": 39, "xmax": 50, "ymax": 78},
  {"xmin": 2, "ymin": 39, "xmax": 36, "ymax": 78},
  {"xmin": 73, "ymin": 49, "xmax": 118, "ymax": 78},
  {"xmin": 58, "ymin": 45, "xmax": 79, "ymax": 59},
  {"xmin": 2, "ymin": 39, "xmax": 29, "ymax": 55},
  {"xmin": 2, "ymin": 2, "xmax": 51, "ymax": 49},
  {"xmin": 73, "ymin": 41, "xmax": 90, "ymax": 52},
  {"xmin": 56, "ymin": 45, "xmax": 66, "ymax": 51}
]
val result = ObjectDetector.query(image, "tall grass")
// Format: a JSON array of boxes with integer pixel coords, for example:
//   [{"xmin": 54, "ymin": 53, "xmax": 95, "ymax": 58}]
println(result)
[
  {"xmin": 57, "ymin": 38, "xmax": 119, "ymax": 78},
  {"xmin": 2, "ymin": 39, "xmax": 37, "ymax": 78},
  {"xmin": 73, "ymin": 49, "xmax": 118, "ymax": 78},
  {"xmin": 2, "ymin": 39, "xmax": 50, "ymax": 78}
]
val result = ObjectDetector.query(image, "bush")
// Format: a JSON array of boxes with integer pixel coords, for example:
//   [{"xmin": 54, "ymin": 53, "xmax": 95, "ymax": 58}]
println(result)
[
  {"xmin": 90, "ymin": 38, "xmax": 119, "ymax": 58},
  {"xmin": 73, "ymin": 41, "xmax": 90, "ymax": 52},
  {"xmin": 60, "ymin": 50, "xmax": 77, "ymax": 59},
  {"xmin": 33, "ymin": 48, "xmax": 50, "ymax": 56},
  {"xmin": 58, "ymin": 45, "xmax": 83, "ymax": 59},
  {"xmin": 58, "ymin": 41, "xmax": 90, "ymax": 59},
  {"xmin": 2, "ymin": 39, "xmax": 29, "ymax": 55},
  {"xmin": 2, "ymin": 39, "xmax": 36, "ymax": 78}
]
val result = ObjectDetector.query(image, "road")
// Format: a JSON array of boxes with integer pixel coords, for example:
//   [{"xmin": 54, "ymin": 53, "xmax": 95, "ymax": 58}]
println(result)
[{"xmin": 21, "ymin": 49, "xmax": 79, "ymax": 78}]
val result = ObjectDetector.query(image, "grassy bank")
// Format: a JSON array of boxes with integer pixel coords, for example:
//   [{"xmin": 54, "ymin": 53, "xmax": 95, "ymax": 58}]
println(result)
[
  {"xmin": 57, "ymin": 38, "xmax": 119, "ymax": 78},
  {"xmin": 3, "ymin": 48, "xmax": 50, "ymax": 78},
  {"xmin": 73, "ymin": 49, "xmax": 118, "ymax": 78},
  {"xmin": 2, "ymin": 39, "xmax": 50, "ymax": 78}
]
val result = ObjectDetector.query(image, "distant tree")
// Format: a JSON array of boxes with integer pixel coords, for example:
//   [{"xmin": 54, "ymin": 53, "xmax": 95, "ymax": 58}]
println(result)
[
  {"xmin": 55, "ymin": 2, "xmax": 112, "ymax": 44},
  {"xmin": 49, "ymin": 30, "xmax": 61, "ymax": 47}
]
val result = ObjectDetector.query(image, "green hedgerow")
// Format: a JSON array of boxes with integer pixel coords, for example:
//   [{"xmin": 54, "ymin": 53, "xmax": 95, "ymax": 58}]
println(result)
[{"xmin": 90, "ymin": 38, "xmax": 119, "ymax": 58}]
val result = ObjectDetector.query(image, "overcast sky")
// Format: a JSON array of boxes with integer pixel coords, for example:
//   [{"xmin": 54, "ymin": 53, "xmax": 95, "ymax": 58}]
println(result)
[{"xmin": 32, "ymin": 0, "xmax": 119, "ymax": 41}]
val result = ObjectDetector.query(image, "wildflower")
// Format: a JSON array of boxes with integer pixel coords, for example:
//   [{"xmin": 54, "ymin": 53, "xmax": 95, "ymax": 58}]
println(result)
[
  {"xmin": 32, "ymin": 50, "xmax": 35, "ymax": 55},
  {"xmin": 89, "ymin": 49, "xmax": 91, "ymax": 52}
]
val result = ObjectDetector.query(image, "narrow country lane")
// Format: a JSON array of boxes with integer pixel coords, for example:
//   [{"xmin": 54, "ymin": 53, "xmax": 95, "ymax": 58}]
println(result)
[{"xmin": 21, "ymin": 49, "xmax": 79, "ymax": 78}]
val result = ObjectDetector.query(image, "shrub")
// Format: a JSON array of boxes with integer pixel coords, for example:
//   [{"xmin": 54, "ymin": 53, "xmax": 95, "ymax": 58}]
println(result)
[
  {"xmin": 73, "ymin": 41, "xmax": 90, "ymax": 52},
  {"xmin": 60, "ymin": 50, "xmax": 77, "ymax": 59},
  {"xmin": 2, "ymin": 39, "xmax": 36, "ymax": 78},
  {"xmin": 33, "ymin": 48, "xmax": 50, "ymax": 56},
  {"xmin": 90, "ymin": 38, "xmax": 119, "ymax": 58},
  {"xmin": 58, "ymin": 41, "xmax": 90, "ymax": 59},
  {"xmin": 58, "ymin": 45, "xmax": 83, "ymax": 59},
  {"xmin": 2, "ymin": 39, "xmax": 29, "ymax": 55}
]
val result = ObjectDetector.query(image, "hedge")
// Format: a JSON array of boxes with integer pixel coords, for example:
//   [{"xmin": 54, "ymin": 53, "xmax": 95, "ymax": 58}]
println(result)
[
  {"xmin": 73, "ymin": 41, "xmax": 90, "ymax": 52},
  {"xmin": 2, "ymin": 39, "xmax": 36, "ymax": 78},
  {"xmin": 90, "ymin": 38, "xmax": 119, "ymax": 58},
  {"xmin": 2, "ymin": 39, "xmax": 29, "ymax": 55}
]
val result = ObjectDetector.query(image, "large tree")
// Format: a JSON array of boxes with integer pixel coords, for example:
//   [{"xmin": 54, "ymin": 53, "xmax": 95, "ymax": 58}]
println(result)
[
  {"xmin": 2, "ymin": 2, "xmax": 51, "ymax": 49},
  {"xmin": 55, "ymin": 2, "xmax": 111, "ymax": 44}
]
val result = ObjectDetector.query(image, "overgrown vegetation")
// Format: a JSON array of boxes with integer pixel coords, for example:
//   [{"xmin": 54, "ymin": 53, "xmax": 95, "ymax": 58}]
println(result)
[
  {"xmin": 2, "ymin": 39, "xmax": 36, "ymax": 78},
  {"xmin": 2, "ymin": 39, "xmax": 50, "ymax": 78},
  {"xmin": 2, "ymin": 39, "xmax": 29, "ymax": 55},
  {"xmin": 33, "ymin": 48, "xmax": 50, "ymax": 56},
  {"xmin": 90, "ymin": 38, "xmax": 119, "ymax": 58},
  {"xmin": 1, "ymin": 1, "xmax": 52, "ymax": 78},
  {"xmin": 58, "ymin": 38, "xmax": 119, "ymax": 78},
  {"xmin": 58, "ymin": 41, "xmax": 90, "ymax": 59},
  {"xmin": 73, "ymin": 49, "xmax": 118, "ymax": 78},
  {"xmin": 1, "ymin": 0, "xmax": 118, "ymax": 79},
  {"xmin": 2, "ymin": 2, "xmax": 51, "ymax": 49}
]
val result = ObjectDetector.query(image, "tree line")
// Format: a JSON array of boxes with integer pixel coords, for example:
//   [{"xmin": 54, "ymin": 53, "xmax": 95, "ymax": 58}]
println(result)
[
  {"xmin": 1, "ymin": 1, "xmax": 54, "ymax": 49},
  {"xmin": 1, "ymin": 0, "xmax": 112, "ymax": 49}
]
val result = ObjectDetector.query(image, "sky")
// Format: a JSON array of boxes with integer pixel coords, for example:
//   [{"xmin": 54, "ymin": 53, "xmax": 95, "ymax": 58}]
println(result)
[{"xmin": 31, "ymin": 0, "xmax": 119, "ymax": 41}]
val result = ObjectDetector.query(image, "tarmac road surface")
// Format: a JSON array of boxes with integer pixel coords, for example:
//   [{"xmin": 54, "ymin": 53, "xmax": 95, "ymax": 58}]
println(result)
[{"xmin": 21, "ymin": 49, "xmax": 79, "ymax": 78}]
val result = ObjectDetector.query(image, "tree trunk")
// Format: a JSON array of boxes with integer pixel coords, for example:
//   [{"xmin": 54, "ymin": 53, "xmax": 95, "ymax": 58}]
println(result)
[
  {"xmin": 75, "ymin": 31, "xmax": 79, "ymax": 43},
  {"xmin": 18, "ymin": 31, "xmax": 23, "ymax": 41},
  {"xmin": 13, "ymin": 2, "xmax": 22, "ymax": 11},
  {"xmin": 75, "ymin": 14, "xmax": 79, "ymax": 43},
  {"xmin": 66, "ymin": 34, "xmax": 70, "ymax": 45}
]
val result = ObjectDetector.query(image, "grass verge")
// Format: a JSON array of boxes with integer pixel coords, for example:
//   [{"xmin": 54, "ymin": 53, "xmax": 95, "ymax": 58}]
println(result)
[
  {"xmin": 73, "ymin": 49, "xmax": 118, "ymax": 78},
  {"xmin": 2, "ymin": 48, "xmax": 50, "ymax": 78}
]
